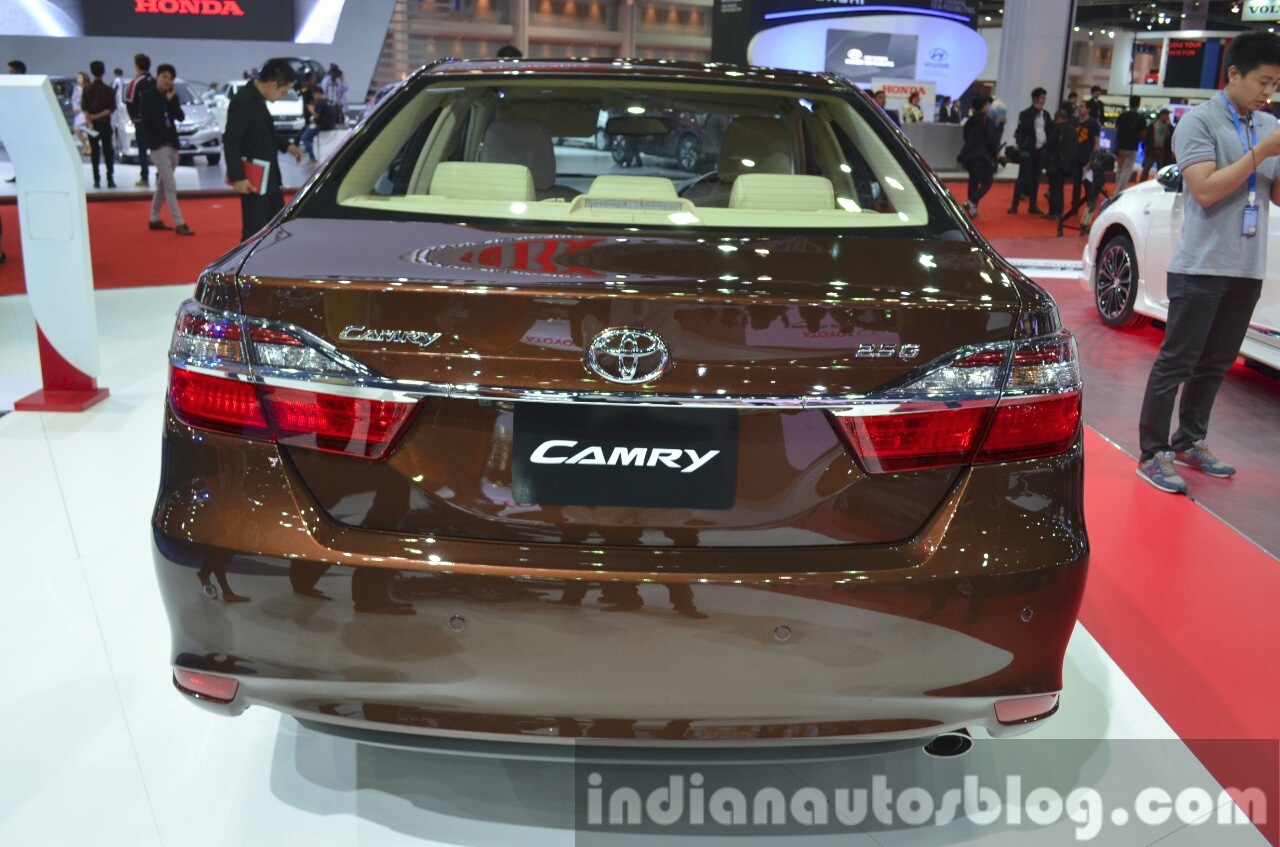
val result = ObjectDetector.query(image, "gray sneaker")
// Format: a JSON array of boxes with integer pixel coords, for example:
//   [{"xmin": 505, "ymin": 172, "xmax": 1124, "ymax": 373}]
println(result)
[
  {"xmin": 1137, "ymin": 451, "xmax": 1187, "ymax": 494},
  {"xmin": 1175, "ymin": 441, "xmax": 1236, "ymax": 478}
]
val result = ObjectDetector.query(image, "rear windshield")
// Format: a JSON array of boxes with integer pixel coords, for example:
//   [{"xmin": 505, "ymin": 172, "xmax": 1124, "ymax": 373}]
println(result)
[{"xmin": 294, "ymin": 74, "xmax": 965, "ymax": 238}]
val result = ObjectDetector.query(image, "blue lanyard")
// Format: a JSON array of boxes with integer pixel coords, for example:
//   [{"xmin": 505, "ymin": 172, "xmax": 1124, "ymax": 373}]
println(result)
[{"xmin": 1221, "ymin": 92, "xmax": 1258, "ymax": 203}]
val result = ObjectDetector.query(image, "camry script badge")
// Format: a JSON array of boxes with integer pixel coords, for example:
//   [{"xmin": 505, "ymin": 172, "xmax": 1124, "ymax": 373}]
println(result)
[
  {"xmin": 585, "ymin": 327, "xmax": 670, "ymax": 384},
  {"xmin": 339, "ymin": 326, "xmax": 442, "ymax": 348}
]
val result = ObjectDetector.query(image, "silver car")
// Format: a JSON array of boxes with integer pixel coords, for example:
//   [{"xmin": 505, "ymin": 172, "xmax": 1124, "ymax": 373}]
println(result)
[
  {"xmin": 114, "ymin": 78, "xmax": 222, "ymax": 166},
  {"xmin": 210, "ymin": 79, "xmax": 305, "ymax": 140}
]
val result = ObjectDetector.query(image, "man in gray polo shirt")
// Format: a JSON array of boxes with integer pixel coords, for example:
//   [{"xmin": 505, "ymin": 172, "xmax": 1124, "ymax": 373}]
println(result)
[{"xmin": 1138, "ymin": 29, "xmax": 1280, "ymax": 493}]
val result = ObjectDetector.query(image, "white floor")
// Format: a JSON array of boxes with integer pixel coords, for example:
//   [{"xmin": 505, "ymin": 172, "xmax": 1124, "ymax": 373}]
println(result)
[{"xmin": 0, "ymin": 286, "xmax": 1267, "ymax": 846}]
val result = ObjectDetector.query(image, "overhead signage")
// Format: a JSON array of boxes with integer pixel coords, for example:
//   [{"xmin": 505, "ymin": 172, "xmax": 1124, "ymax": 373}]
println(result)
[
  {"xmin": 81, "ymin": 0, "xmax": 297, "ymax": 40},
  {"xmin": 1242, "ymin": 1, "xmax": 1280, "ymax": 22},
  {"xmin": 749, "ymin": 14, "xmax": 987, "ymax": 99},
  {"xmin": 1163, "ymin": 37, "xmax": 1228, "ymax": 90},
  {"xmin": 824, "ymin": 32, "xmax": 919, "ymax": 82}
]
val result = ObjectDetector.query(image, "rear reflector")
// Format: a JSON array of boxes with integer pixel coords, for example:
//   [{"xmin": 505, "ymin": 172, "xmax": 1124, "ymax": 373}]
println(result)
[
  {"xmin": 169, "ymin": 367, "xmax": 271, "ymax": 439},
  {"xmin": 995, "ymin": 693, "xmax": 1060, "ymax": 725},
  {"xmin": 977, "ymin": 393, "xmax": 1081, "ymax": 464},
  {"xmin": 261, "ymin": 386, "xmax": 417, "ymax": 460},
  {"xmin": 834, "ymin": 404, "xmax": 992, "ymax": 473},
  {"xmin": 174, "ymin": 668, "xmax": 239, "ymax": 703}
]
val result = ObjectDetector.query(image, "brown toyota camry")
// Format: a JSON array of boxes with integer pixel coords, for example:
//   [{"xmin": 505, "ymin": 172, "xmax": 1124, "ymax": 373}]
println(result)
[{"xmin": 153, "ymin": 59, "xmax": 1087, "ymax": 744}]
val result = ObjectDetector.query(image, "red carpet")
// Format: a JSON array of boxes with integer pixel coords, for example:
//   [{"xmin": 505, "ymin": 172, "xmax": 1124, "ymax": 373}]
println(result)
[
  {"xmin": 1081, "ymin": 426, "xmax": 1280, "ymax": 839},
  {"xmin": 0, "ymin": 197, "xmax": 246, "ymax": 297},
  {"xmin": 941, "ymin": 180, "xmax": 1080, "ymax": 240}
]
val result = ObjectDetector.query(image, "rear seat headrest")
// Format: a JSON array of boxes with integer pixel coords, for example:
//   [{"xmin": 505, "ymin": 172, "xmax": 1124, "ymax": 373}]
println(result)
[
  {"xmin": 429, "ymin": 161, "xmax": 535, "ymax": 201},
  {"xmin": 479, "ymin": 116, "xmax": 557, "ymax": 192},
  {"xmin": 717, "ymin": 117, "xmax": 795, "ymax": 181},
  {"xmin": 728, "ymin": 174, "xmax": 835, "ymax": 211},
  {"xmin": 586, "ymin": 175, "xmax": 679, "ymax": 200}
]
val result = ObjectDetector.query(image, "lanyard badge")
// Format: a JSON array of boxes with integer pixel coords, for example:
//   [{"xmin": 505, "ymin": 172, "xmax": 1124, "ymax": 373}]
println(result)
[{"xmin": 1222, "ymin": 93, "xmax": 1260, "ymax": 237}]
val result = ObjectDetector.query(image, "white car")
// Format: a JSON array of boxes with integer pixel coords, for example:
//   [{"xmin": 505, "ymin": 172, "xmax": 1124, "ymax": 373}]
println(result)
[
  {"xmin": 113, "ymin": 78, "xmax": 221, "ymax": 166},
  {"xmin": 210, "ymin": 79, "xmax": 306, "ymax": 139},
  {"xmin": 1079, "ymin": 165, "xmax": 1280, "ymax": 372}
]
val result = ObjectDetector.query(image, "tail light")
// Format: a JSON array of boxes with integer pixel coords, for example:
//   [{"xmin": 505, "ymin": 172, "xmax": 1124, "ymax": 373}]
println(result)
[
  {"xmin": 830, "ymin": 331, "xmax": 1081, "ymax": 473},
  {"xmin": 167, "ymin": 300, "xmax": 417, "ymax": 460}
]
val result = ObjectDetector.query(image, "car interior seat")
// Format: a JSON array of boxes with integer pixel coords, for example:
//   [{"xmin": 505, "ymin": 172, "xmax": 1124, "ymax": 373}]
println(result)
[
  {"xmin": 479, "ymin": 115, "xmax": 580, "ymax": 202},
  {"xmin": 681, "ymin": 116, "xmax": 794, "ymax": 207}
]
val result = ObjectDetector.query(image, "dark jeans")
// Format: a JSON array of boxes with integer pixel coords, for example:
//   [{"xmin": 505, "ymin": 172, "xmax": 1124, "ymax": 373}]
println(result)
[
  {"xmin": 1013, "ymin": 147, "xmax": 1044, "ymax": 208},
  {"xmin": 88, "ymin": 119, "xmax": 114, "ymax": 183},
  {"xmin": 966, "ymin": 158, "xmax": 994, "ymax": 206},
  {"xmin": 1138, "ymin": 273, "xmax": 1262, "ymax": 460},
  {"xmin": 1045, "ymin": 168, "xmax": 1065, "ymax": 215},
  {"xmin": 239, "ymin": 190, "xmax": 285, "ymax": 242},
  {"xmin": 1140, "ymin": 147, "xmax": 1172, "ymax": 182},
  {"xmin": 135, "ymin": 123, "xmax": 150, "ymax": 181}
]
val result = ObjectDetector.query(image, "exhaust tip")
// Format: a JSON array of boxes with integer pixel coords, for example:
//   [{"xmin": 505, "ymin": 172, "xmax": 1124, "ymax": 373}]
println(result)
[{"xmin": 923, "ymin": 729, "xmax": 973, "ymax": 758}]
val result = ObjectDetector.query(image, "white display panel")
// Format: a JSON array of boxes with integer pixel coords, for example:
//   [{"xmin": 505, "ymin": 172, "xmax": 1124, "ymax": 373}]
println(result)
[{"xmin": 749, "ymin": 13, "xmax": 988, "ymax": 100}]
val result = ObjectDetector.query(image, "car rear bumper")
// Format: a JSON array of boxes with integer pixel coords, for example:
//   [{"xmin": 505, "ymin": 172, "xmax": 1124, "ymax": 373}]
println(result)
[
  {"xmin": 153, "ymin": 413, "xmax": 1088, "ymax": 743},
  {"xmin": 1078, "ymin": 242, "xmax": 1096, "ymax": 295}
]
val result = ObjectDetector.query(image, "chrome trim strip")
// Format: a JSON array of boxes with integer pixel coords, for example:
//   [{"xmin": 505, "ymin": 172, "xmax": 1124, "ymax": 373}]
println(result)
[
  {"xmin": 1249, "ymin": 324, "xmax": 1280, "ymax": 340},
  {"xmin": 170, "ymin": 360, "xmax": 1078, "ymax": 409},
  {"xmin": 173, "ymin": 300, "xmax": 1082, "ymax": 410}
]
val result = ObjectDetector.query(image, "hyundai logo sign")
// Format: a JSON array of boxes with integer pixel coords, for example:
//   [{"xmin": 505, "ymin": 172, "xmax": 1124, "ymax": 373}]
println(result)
[{"xmin": 929, "ymin": 48, "xmax": 949, "ymax": 62}]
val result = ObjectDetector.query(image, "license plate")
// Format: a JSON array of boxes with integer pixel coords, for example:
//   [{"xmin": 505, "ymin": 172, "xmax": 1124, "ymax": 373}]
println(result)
[{"xmin": 512, "ymin": 404, "xmax": 738, "ymax": 509}]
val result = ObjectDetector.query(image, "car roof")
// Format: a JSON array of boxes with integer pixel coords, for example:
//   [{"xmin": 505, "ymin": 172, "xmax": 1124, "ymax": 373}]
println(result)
[{"xmin": 420, "ymin": 58, "xmax": 845, "ymax": 92}]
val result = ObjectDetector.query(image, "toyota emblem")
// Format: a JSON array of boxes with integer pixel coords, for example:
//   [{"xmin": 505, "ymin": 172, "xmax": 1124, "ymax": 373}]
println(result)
[{"xmin": 584, "ymin": 327, "xmax": 671, "ymax": 384}]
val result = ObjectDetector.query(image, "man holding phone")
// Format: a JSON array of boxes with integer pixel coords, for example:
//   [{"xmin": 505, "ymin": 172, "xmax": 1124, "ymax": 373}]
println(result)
[{"xmin": 1137, "ymin": 29, "xmax": 1280, "ymax": 493}]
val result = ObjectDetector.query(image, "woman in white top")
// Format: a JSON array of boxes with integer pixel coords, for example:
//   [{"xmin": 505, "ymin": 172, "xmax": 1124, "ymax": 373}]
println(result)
[
  {"xmin": 71, "ymin": 71, "xmax": 93, "ymax": 155},
  {"xmin": 902, "ymin": 91, "xmax": 924, "ymax": 124}
]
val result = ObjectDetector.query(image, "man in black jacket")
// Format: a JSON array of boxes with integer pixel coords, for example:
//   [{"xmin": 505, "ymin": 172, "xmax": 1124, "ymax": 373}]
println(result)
[
  {"xmin": 82, "ymin": 60, "xmax": 117, "ymax": 189},
  {"xmin": 141, "ymin": 64, "xmax": 193, "ymax": 235},
  {"xmin": 959, "ymin": 95, "xmax": 1001, "ymax": 218},
  {"xmin": 223, "ymin": 58, "xmax": 303, "ymax": 241},
  {"xmin": 125, "ymin": 54, "xmax": 155, "ymax": 187},
  {"xmin": 1009, "ymin": 87, "xmax": 1048, "ymax": 214},
  {"xmin": 1113, "ymin": 95, "xmax": 1147, "ymax": 194}
]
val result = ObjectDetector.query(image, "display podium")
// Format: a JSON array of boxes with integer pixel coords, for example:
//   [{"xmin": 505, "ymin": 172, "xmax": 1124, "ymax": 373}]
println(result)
[{"xmin": 0, "ymin": 76, "xmax": 109, "ymax": 412}]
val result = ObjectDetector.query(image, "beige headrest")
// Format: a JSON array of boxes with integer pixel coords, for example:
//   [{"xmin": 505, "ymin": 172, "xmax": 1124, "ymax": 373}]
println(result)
[
  {"xmin": 717, "ymin": 117, "xmax": 794, "ymax": 181},
  {"xmin": 429, "ymin": 161, "xmax": 534, "ymax": 201},
  {"xmin": 586, "ymin": 175, "xmax": 679, "ymax": 201},
  {"xmin": 728, "ymin": 174, "xmax": 835, "ymax": 211}
]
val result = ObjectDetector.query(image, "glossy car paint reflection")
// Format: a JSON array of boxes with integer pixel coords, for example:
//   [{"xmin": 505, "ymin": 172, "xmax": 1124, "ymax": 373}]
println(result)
[
  {"xmin": 155, "ymin": 406, "xmax": 1085, "ymax": 738},
  {"xmin": 154, "ymin": 59, "xmax": 1087, "ymax": 742}
]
